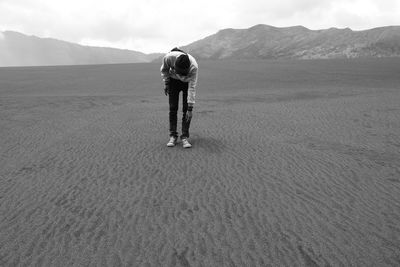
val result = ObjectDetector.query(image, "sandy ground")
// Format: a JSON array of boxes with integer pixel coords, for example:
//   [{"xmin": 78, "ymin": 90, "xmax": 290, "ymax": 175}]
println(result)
[{"xmin": 1, "ymin": 59, "xmax": 400, "ymax": 266}]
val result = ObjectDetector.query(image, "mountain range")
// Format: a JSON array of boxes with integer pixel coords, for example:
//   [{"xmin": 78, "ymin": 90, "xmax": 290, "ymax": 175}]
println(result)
[
  {"xmin": 182, "ymin": 24, "xmax": 400, "ymax": 60},
  {"xmin": 1, "ymin": 25, "xmax": 400, "ymax": 66},
  {"xmin": 0, "ymin": 31, "xmax": 162, "ymax": 67}
]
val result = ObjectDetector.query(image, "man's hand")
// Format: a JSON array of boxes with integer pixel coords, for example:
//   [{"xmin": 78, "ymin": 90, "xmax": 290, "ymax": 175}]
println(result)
[
  {"xmin": 164, "ymin": 85, "xmax": 170, "ymax": 96},
  {"xmin": 185, "ymin": 110, "xmax": 193, "ymax": 123}
]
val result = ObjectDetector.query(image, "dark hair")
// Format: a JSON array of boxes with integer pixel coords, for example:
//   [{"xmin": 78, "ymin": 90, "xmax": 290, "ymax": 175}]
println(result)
[{"xmin": 174, "ymin": 54, "xmax": 190, "ymax": 75}]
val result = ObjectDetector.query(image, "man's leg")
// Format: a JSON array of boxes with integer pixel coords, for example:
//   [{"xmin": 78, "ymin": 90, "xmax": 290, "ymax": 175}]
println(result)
[
  {"xmin": 169, "ymin": 80, "xmax": 180, "ymax": 138},
  {"xmin": 181, "ymin": 84, "xmax": 191, "ymax": 139}
]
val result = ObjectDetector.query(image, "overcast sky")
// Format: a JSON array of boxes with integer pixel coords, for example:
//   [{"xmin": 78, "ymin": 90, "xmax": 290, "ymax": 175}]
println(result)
[{"xmin": 1, "ymin": 0, "xmax": 399, "ymax": 53}]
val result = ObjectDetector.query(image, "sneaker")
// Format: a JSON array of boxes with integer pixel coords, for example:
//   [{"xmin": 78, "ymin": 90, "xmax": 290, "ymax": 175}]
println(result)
[
  {"xmin": 167, "ymin": 136, "xmax": 177, "ymax": 147},
  {"xmin": 182, "ymin": 138, "xmax": 192, "ymax": 148}
]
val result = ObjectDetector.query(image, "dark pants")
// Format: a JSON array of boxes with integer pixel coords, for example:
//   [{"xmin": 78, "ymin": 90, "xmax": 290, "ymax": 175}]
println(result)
[{"xmin": 169, "ymin": 78, "xmax": 191, "ymax": 139}]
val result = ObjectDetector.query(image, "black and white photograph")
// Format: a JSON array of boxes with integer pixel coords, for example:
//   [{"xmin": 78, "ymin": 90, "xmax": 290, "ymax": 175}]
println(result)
[{"xmin": 1, "ymin": 0, "xmax": 400, "ymax": 266}]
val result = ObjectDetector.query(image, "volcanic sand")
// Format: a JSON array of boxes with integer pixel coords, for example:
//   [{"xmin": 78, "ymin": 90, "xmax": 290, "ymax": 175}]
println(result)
[{"xmin": 1, "ymin": 59, "xmax": 400, "ymax": 266}]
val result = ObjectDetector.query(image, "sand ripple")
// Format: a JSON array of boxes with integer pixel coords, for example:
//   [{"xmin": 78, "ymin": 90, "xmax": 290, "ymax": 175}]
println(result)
[{"xmin": 1, "ymin": 63, "xmax": 400, "ymax": 266}]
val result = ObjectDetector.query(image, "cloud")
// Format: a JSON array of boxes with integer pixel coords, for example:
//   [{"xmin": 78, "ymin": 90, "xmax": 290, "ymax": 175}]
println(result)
[
  {"xmin": 0, "ymin": 0, "xmax": 399, "ymax": 53},
  {"xmin": 226, "ymin": 0, "xmax": 400, "ymax": 30},
  {"xmin": 329, "ymin": 0, "xmax": 400, "ymax": 29}
]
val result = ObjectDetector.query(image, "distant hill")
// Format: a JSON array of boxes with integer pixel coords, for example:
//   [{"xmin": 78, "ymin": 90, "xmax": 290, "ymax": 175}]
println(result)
[
  {"xmin": 3, "ymin": 25, "xmax": 400, "ymax": 66},
  {"xmin": 181, "ymin": 24, "xmax": 400, "ymax": 60},
  {"xmin": 0, "ymin": 31, "xmax": 162, "ymax": 67}
]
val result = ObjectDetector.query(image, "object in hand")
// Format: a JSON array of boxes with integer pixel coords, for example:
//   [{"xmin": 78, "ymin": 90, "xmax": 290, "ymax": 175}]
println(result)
[
  {"xmin": 164, "ymin": 84, "xmax": 170, "ymax": 96},
  {"xmin": 185, "ymin": 111, "xmax": 193, "ymax": 123}
]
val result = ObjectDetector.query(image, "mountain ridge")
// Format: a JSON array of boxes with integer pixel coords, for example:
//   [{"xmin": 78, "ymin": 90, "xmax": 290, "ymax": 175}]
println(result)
[
  {"xmin": 181, "ymin": 24, "xmax": 400, "ymax": 60},
  {"xmin": 2, "ymin": 24, "xmax": 400, "ymax": 67},
  {"xmin": 0, "ymin": 31, "xmax": 162, "ymax": 67}
]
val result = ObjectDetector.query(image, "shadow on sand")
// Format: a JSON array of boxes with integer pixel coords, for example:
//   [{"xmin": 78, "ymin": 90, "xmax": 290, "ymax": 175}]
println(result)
[{"xmin": 190, "ymin": 136, "xmax": 226, "ymax": 154}]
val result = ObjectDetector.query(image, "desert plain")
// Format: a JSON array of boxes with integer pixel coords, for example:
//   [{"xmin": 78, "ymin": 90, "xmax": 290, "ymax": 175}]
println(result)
[{"xmin": 1, "ymin": 58, "xmax": 400, "ymax": 266}]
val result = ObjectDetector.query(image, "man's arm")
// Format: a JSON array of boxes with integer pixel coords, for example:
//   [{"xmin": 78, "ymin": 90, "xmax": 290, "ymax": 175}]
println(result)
[
  {"xmin": 160, "ymin": 55, "xmax": 171, "ymax": 86},
  {"xmin": 187, "ymin": 65, "xmax": 198, "ymax": 110}
]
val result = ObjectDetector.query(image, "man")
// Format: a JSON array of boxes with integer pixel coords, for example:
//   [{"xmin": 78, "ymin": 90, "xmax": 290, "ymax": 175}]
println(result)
[{"xmin": 160, "ymin": 48, "xmax": 198, "ymax": 148}]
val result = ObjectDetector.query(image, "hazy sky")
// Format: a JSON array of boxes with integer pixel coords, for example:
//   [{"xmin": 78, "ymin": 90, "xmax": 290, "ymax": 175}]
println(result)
[{"xmin": 1, "ymin": 0, "xmax": 399, "ymax": 53}]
